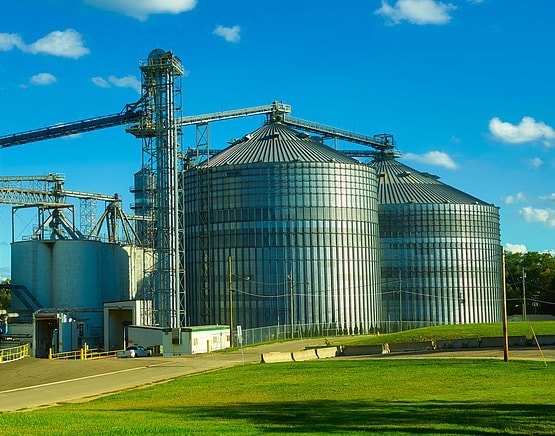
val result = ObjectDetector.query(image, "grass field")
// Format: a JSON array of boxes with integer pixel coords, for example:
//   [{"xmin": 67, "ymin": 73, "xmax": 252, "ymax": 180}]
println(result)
[
  {"xmin": 331, "ymin": 320, "xmax": 555, "ymax": 346},
  {"xmin": 1, "ymin": 321, "xmax": 554, "ymax": 435},
  {"xmin": 1, "ymin": 357, "xmax": 553, "ymax": 435}
]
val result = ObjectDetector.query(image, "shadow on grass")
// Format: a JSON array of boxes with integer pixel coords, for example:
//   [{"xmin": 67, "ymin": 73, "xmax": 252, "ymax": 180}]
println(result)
[{"xmin": 127, "ymin": 400, "xmax": 555, "ymax": 434}]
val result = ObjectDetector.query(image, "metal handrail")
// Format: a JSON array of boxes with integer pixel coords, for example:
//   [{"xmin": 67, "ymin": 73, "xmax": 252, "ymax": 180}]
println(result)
[{"xmin": 0, "ymin": 344, "xmax": 29, "ymax": 363}]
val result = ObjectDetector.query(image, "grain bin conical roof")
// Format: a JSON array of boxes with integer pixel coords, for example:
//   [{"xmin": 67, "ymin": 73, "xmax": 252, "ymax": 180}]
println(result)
[
  {"xmin": 201, "ymin": 121, "xmax": 358, "ymax": 167},
  {"xmin": 369, "ymin": 154, "xmax": 490, "ymax": 205}
]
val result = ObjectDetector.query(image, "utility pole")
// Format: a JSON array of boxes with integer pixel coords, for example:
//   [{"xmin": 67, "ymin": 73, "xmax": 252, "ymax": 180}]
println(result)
[
  {"xmin": 502, "ymin": 249, "xmax": 509, "ymax": 361},
  {"xmin": 399, "ymin": 270, "xmax": 403, "ymax": 332},
  {"xmin": 228, "ymin": 256, "xmax": 233, "ymax": 347},
  {"xmin": 289, "ymin": 271, "xmax": 294, "ymax": 339},
  {"xmin": 522, "ymin": 267, "xmax": 527, "ymax": 321}
]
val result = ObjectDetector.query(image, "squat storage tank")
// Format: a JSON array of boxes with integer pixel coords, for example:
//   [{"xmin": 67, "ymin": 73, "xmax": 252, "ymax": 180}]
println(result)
[
  {"xmin": 11, "ymin": 240, "xmax": 53, "ymax": 311},
  {"xmin": 181, "ymin": 121, "xmax": 382, "ymax": 335},
  {"xmin": 51, "ymin": 240, "xmax": 104, "ymax": 309},
  {"xmin": 369, "ymin": 153, "xmax": 503, "ymax": 330}
]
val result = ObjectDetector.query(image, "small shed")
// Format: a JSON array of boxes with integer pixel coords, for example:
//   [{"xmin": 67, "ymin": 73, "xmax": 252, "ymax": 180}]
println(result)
[
  {"xmin": 126, "ymin": 324, "xmax": 230, "ymax": 356},
  {"xmin": 180, "ymin": 325, "xmax": 231, "ymax": 355}
]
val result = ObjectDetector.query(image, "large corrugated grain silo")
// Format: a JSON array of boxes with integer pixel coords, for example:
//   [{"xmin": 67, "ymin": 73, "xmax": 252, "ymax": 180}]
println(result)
[
  {"xmin": 369, "ymin": 152, "xmax": 503, "ymax": 330},
  {"xmin": 181, "ymin": 121, "xmax": 382, "ymax": 337}
]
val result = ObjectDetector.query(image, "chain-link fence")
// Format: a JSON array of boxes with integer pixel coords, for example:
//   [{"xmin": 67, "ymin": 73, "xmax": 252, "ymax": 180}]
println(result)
[
  {"xmin": 232, "ymin": 321, "xmax": 441, "ymax": 346},
  {"xmin": 233, "ymin": 323, "xmax": 381, "ymax": 347}
]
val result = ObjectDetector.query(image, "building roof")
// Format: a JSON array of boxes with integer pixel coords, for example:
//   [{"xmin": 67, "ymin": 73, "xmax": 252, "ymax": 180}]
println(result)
[
  {"xmin": 369, "ymin": 155, "xmax": 491, "ymax": 205},
  {"xmin": 200, "ymin": 121, "xmax": 358, "ymax": 167}
]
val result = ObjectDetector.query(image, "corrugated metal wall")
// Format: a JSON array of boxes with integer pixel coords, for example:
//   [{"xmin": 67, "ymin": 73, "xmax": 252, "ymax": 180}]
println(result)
[{"xmin": 181, "ymin": 161, "xmax": 382, "ymax": 334}]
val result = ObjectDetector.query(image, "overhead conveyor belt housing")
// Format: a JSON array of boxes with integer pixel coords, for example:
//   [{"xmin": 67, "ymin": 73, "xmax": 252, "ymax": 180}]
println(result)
[
  {"xmin": 280, "ymin": 115, "xmax": 393, "ymax": 150},
  {"xmin": 0, "ymin": 109, "xmax": 143, "ymax": 148}
]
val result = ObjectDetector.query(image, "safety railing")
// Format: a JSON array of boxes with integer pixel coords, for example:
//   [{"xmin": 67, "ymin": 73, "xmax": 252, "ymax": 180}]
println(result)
[
  {"xmin": 49, "ymin": 346, "xmax": 121, "ymax": 360},
  {"xmin": 0, "ymin": 343, "xmax": 30, "ymax": 363}
]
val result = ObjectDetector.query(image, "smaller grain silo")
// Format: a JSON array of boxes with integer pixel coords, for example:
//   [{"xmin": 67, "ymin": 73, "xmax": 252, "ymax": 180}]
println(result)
[
  {"xmin": 130, "ymin": 168, "xmax": 155, "ymax": 244},
  {"xmin": 370, "ymin": 153, "xmax": 503, "ymax": 330},
  {"xmin": 11, "ymin": 238, "xmax": 151, "ymax": 355}
]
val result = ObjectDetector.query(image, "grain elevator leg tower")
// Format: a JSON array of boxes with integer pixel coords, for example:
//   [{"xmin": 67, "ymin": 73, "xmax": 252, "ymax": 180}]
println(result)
[{"xmin": 128, "ymin": 49, "xmax": 184, "ymax": 328}]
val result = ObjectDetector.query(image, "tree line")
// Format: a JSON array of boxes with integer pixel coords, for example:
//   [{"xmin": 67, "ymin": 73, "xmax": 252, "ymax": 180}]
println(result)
[
  {"xmin": 505, "ymin": 251, "xmax": 555, "ymax": 317},
  {"xmin": 0, "ymin": 278, "xmax": 9, "ymax": 310}
]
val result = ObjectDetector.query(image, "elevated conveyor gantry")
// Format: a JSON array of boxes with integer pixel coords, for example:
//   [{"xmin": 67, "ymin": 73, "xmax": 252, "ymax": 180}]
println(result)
[
  {"xmin": 279, "ymin": 115, "xmax": 398, "ymax": 158},
  {"xmin": 177, "ymin": 104, "xmax": 397, "ymax": 163},
  {"xmin": 0, "ymin": 105, "xmax": 143, "ymax": 149},
  {"xmin": 0, "ymin": 174, "xmax": 137, "ymax": 244}
]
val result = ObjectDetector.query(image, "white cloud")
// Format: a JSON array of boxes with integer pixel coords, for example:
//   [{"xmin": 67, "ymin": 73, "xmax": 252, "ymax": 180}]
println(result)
[
  {"xmin": 108, "ymin": 75, "xmax": 141, "ymax": 94},
  {"xmin": 489, "ymin": 116, "xmax": 555, "ymax": 147},
  {"xmin": 29, "ymin": 72, "xmax": 57, "ymax": 86},
  {"xmin": 213, "ymin": 25, "xmax": 241, "ymax": 43},
  {"xmin": 519, "ymin": 206, "xmax": 555, "ymax": 227},
  {"xmin": 529, "ymin": 157, "xmax": 544, "ymax": 169},
  {"xmin": 0, "ymin": 29, "xmax": 89, "ymax": 59},
  {"xmin": 375, "ymin": 0, "xmax": 456, "ymax": 25},
  {"xmin": 505, "ymin": 243, "xmax": 527, "ymax": 254},
  {"xmin": 92, "ymin": 75, "xmax": 141, "ymax": 94},
  {"xmin": 27, "ymin": 29, "xmax": 89, "ymax": 58},
  {"xmin": 403, "ymin": 151, "xmax": 458, "ymax": 169},
  {"xmin": 503, "ymin": 192, "xmax": 526, "ymax": 205},
  {"xmin": 539, "ymin": 193, "xmax": 555, "ymax": 203},
  {"xmin": 92, "ymin": 77, "xmax": 110, "ymax": 88},
  {"xmin": 86, "ymin": 0, "xmax": 197, "ymax": 21},
  {"xmin": 0, "ymin": 33, "xmax": 25, "ymax": 51}
]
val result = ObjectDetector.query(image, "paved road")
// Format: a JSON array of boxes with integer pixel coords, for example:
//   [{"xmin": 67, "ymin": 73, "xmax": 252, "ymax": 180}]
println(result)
[
  {"xmin": 1, "ymin": 340, "xmax": 553, "ymax": 413},
  {"xmin": 0, "ymin": 338, "xmax": 329, "ymax": 412}
]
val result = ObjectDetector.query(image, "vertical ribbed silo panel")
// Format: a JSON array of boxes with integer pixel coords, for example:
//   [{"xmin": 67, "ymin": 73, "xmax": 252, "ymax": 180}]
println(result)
[
  {"xmin": 350, "ymin": 244, "xmax": 358, "ymax": 332},
  {"xmin": 339, "ymin": 221, "xmax": 347, "ymax": 333},
  {"xmin": 183, "ymin": 123, "xmax": 383, "ymax": 337}
]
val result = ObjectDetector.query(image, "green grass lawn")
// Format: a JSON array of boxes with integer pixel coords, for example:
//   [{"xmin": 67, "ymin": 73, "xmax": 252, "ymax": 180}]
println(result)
[
  {"xmin": 1, "ymin": 357, "xmax": 553, "ymax": 435},
  {"xmin": 330, "ymin": 320, "xmax": 555, "ymax": 346}
]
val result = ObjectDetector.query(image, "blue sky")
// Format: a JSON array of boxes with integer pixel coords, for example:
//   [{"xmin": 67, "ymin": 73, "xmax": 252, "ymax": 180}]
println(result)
[{"xmin": 0, "ymin": 0, "xmax": 554, "ymax": 276}]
